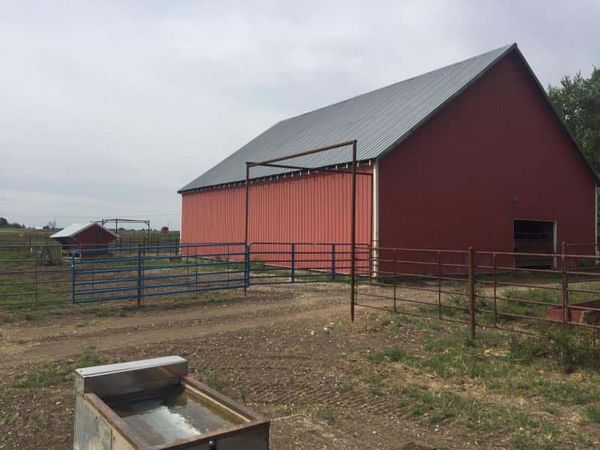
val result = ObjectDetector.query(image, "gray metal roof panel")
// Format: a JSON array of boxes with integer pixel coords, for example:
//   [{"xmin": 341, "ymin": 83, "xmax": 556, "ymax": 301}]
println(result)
[
  {"xmin": 179, "ymin": 44, "xmax": 514, "ymax": 192},
  {"xmin": 50, "ymin": 222, "xmax": 119, "ymax": 239}
]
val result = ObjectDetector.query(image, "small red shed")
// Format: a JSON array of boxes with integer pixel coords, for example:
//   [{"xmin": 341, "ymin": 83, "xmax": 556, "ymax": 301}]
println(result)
[{"xmin": 50, "ymin": 222, "xmax": 119, "ymax": 257}]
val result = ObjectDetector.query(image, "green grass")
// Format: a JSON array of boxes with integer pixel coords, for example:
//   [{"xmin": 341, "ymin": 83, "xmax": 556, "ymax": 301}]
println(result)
[
  {"xmin": 76, "ymin": 347, "xmax": 103, "ymax": 368},
  {"xmin": 0, "ymin": 414, "xmax": 13, "ymax": 426},
  {"xmin": 14, "ymin": 347, "xmax": 104, "ymax": 389},
  {"xmin": 316, "ymin": 407, "xmax": 337, "ymax": 425},
  {"xmin": 396, "ymin": 384, "xmax": 552, "ymax": 432},
  {"xmin": 202, "ymin": 369, "xmax": 228, "ymax": 391},
  {"xmin": 367, "ymin": 347, "xmax": 411, "ymax": 364},
  {"xmin": 339, "ymin": 380, "xmax": 355, "ymax": 392},
  {"xmin": 585, "ymin": 404, "xmax": 600, "ymax": 424},
  {"xmin": 392, "ymin": 383, "xmax": 559, "ymax": 449},
  {"xmin": 368, "ymin": 319, "xmax": 600, "ymax": 410}
]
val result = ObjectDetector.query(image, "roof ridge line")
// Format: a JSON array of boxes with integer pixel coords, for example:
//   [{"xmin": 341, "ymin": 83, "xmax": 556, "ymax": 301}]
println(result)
[{"xmin": 278, "ymin": 43, "xmax": 515, "ymax": 124}]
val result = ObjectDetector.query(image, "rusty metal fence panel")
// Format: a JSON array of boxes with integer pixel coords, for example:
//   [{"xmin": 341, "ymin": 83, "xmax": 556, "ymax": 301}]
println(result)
[{"xmin": 354, "ymin": 245, "xmax": 600, "ymax": 339}]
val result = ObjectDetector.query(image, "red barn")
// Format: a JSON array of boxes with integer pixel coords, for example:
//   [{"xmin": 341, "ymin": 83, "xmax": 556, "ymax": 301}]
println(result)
[
  {"xmin": 50, "ymin": 222, "xmax": 119, "ymax": 257},
  {"xmin": 178, "ymin": 44, "xmax": 598, "ymax": 265}
]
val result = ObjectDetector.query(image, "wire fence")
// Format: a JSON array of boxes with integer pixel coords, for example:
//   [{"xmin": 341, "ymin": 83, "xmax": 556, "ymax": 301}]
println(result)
[
  {"xmin": 3, "ymin": 238, "xmax": 600, "ymax": 342},
  {"xmin": 0, "ymin": 241, "xmax": 369, "ymax": 308},
  {"xmin": 355, "ymin": 245, "xmax": 600, "ymax": 339}
]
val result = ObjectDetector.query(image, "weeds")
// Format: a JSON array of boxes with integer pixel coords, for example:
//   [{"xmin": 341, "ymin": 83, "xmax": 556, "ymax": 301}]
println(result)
[
  {"xmin": 316, "ymin": 407, "xmax": 337, "ymax": 425},
  {"xmin": 238, "ymin": 388, "xmax": 248, "ymax": 404},
  {"xmin": 367, "ymin": 347, "xmax": 410, "ymax": 364},
  {"xmin": 0, "ymin": 414, "xmax": 12, "ymax": 426},
  {"xmin": 14, "ymin": 347, "xmax": 104, "ymax": 389},
  {"xmin": 367, "ymin": 322, "xmax": 600, "ymax": 412},
  {"xmin": 76, "ymin": 347, "xmax": 103, "ymax": 368},
  {"xmin": 339, "ymin": 380, "xmax": 355, "ymax": 392},
  {"xmin": 549, "ymin": 328, "xmax": 600, "ymax": 373},
  {"xmin": 585, "ymin": 404, "xmax": 600, "ymax": 424},
  {"xmin": 14, "ymin": 365, "xmax": 70, "ymax": 388},
  {"xmin": 203, "ymin": 369, "xmax": 228, "ymax": 390},
  {"xmin": 395, "ymin": 384, "xmax": 557, "ymax": 445}
]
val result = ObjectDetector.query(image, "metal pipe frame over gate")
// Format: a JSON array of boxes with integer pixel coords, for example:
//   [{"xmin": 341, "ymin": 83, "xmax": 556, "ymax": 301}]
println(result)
[{"xmin": 244, "ymin": 140, "xmax": 369, "ymax": 321}]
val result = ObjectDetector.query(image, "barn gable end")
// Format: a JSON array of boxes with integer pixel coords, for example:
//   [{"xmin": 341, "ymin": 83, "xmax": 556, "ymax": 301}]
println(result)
[{"xmin": 377, "ymin": 48, "xmax": 597, "ymax": 252}]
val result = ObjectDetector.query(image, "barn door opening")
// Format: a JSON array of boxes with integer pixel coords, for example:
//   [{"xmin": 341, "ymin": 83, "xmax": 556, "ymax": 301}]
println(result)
[{"xmin": 513, "ymin": 219, "xmax": 556, "ymax": 268}]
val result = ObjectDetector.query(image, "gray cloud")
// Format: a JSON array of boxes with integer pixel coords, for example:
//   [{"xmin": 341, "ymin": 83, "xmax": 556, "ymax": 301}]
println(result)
[{"xmin": 1, "ymin": 0, "xmax": 598, "ymax": 228}]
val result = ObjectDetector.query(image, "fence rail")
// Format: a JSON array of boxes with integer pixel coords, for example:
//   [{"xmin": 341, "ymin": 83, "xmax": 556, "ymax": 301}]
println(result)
[
  {"xmin": 355, "ymin": 245, "xmax": 600, "ymax": 339},
  {"xmin": 3, "ymin": 239, "xmax": 600, "ymax": 341},
  {"xmin": 0, "ymin": 241, "xmax": 369, "ymax": 308}
]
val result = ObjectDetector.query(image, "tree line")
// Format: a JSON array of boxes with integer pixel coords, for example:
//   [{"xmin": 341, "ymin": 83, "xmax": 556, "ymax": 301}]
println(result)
[
  {"xmin": 548, "ymin": 67, "xmax": 600, "ymax": 174},
  {"xmin": 0, "ymin": 217, "xmax": 25, "ymax": 229}
]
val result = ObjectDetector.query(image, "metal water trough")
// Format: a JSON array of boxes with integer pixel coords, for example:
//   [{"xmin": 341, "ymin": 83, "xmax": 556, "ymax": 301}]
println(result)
[
  {"xmin": 73, "ymin": 356, "xmax": 269, "ymax": 450},
  {"xmin": 546, "ymin": 300, "xmax": 600, "ymax": 324}
]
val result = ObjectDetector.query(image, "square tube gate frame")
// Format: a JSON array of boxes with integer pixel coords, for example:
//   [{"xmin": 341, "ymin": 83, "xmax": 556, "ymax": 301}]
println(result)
[{"xmin": 244, "ymin": 140, "xmax": 369, "ymax": 321}]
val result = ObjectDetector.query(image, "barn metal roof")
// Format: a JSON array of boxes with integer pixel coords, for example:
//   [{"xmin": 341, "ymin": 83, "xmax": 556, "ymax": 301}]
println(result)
[
  {"xmin": 179, "ymin": 44, "xmax": 516, "ymax": 193},
  {"xmin": 50, "ymin": 222, "xmax": 119, "ymax": 239}
]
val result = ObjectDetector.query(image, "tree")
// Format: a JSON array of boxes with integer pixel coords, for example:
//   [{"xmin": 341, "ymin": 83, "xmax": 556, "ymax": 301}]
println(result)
[
  {"xmin": 0, "ymin": 217, "xmax": 25, "ymax": 228},
  {"xmin": 548, "ymin": 67, "xmax": 600, "ymax": 174}
]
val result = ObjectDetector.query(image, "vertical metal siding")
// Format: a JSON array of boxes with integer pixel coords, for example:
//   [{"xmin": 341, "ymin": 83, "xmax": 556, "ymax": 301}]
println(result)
[
  {"xmin": 181, "ymin": 168, "xmax": 372, "ymax": 249},
  {"xmin": 378, "ymin": 52, "xmax": 596, "ymax": 260}
]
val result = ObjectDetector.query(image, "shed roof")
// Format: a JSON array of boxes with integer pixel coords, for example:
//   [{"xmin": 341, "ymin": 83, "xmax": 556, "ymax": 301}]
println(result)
[
  {"xmin": 50, "ymin": 222, "xmax": 119, "ymax": 239},
  {"xmin": 180, "ymin": 44, "xmax": 518, "ymax": 192}
]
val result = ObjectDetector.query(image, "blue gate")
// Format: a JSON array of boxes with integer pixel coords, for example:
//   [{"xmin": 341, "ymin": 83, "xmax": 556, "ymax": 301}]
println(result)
[
  {"xmin": 71, "ymin": 242, "xmax": 369, "ymax": 304},
  {"xmin": 72, "ymin": 243, "xmax": 249, "ymax": 304}
]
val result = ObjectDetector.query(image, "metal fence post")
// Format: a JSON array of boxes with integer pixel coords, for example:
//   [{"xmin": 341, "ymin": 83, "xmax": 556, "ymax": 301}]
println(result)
[
  {"xmin": 137, "ymin": 245, "xmax": 143, "ymax": 306},
  {"xmin": 561, "ymin": 241, "xmax": 569, "ymax": 326},
  {"xmin": 467, "ymin": 247, "xmax": 476, "ymax": 340},
  {"xmin": 437, "ymin": 251, "xmax": 441, "ymax": 319},
  {"xmin": 493, "ymin": 253, "xmax": 498, "ymax": 328},
  {"xmin": 244, "ymin": 244, "xmax": 250, "ymax": 293},
  {"xmin": 195, "ymin": 253, "xmax": 199, "ymax": 296},
  {"xmin": 393, "ymin": 250, "xmax": 397, "ymax": 313},
  {"xmin": 291, "ymin": 243, "xmax": 296, "ymax": 283},
  {"xmin": 34, "ymin": 248, "xmax": 39, "ymax": 305},
  {"xmin": 331, "ymin": 243, "xmax": 336, "ymax": 282},
  {"xmin": 71, "ymin": 253, "xmax": 76, "ymax": 304}
]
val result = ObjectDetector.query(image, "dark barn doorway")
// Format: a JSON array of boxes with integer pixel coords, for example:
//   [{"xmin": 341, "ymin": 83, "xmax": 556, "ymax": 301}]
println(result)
[{"xmin": 513, "ymin": 219, "xmax": 555, "ymax": 268}]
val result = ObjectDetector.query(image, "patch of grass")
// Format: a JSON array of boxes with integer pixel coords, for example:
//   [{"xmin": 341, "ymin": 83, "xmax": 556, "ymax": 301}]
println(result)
[
  {"xmin": 369, "ymin": 323, "xmax": 600, "ymax": 409},
  {"xmin": 76, "ymin": 347, "xmax": 103, "ymax": 368},
  {"xmin": 205, "ymin": 292, "xmax": 222, "ymax": 303},
  {"xmin": 339, "ymin": 380, "xmax": 355, "ymax": 392},
  {"xmin": 0, "ymin": 313, "xmax": 15, "ymax": 323},
  {"xmin": 316, "ymin": 407, "xmax": 337, "ymax": 425},
  {"xmin": 14, "ymin": 348, "xmax": 104, "ymax": 389},
  {"xmin": 498, "ymin": 287, "xmax": 561, "ymax": 321},
  {"xmin": 507, "ymin": 334, "xmax": 549, "ymax": 363},
  {"xmin": 364, "ymin": 373, "xmax": 384, "ymax": 396},
  {"xmin": 203, "ymin": 369, "xmax": 228, "ymax": 391},
  {"xmin": 90, "ymin": 307, "xmax": 115, "ymax": 317},
  {"xmin": 14, "ymin": 365, "xmax": 70, "ymax": 388},
  {"xmin": 0, "ymin": 414, "xmax": 13, "ymax": 426},
  {"xmin": 585, "ymin": 404, "xmax": 600, "ymax": 423},
  {"xmin": 550, "ymin": 328, "xmax": 600, "ymax": 373},
  {"xmin": 396, "ymin": 384, "xmax": 557, "ymax": 443},
  {"xmin": 238, "ymin": 388, "xmax": 248, "ymax": 404},
  {"xmin": 367, "ymin": 347, "xmax": 411, "ymax": 364}
]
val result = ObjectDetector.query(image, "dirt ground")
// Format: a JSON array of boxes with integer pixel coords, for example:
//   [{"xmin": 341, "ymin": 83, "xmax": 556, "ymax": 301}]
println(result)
[{"xmin": 0, "ymin": 283, "xmax": 597, "ymax": 449}]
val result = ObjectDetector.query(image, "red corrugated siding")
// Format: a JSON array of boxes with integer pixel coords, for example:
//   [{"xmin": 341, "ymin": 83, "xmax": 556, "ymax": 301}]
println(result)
[
  {"xmin": 378, "ymin": 51, "xmax": 596, "ymax": 260},
  {"xmin": 74, "ymin": 225, "xmax": 116, "ymax": 246},
  {"xmin": 181, "ymin": 169, "xmax": 372, "ymax": 254}
]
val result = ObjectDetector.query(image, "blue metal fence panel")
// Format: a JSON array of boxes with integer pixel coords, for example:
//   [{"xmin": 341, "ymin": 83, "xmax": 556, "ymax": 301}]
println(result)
[{"xmin": 71, "ymin": 241, "xmax": 369, "ymax": 304}]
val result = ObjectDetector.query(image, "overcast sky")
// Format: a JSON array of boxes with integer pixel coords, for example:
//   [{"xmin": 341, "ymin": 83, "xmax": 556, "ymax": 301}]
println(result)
[{"xmin": 1, "ymin": 0, "xmax": 599, "ymax": 229}]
